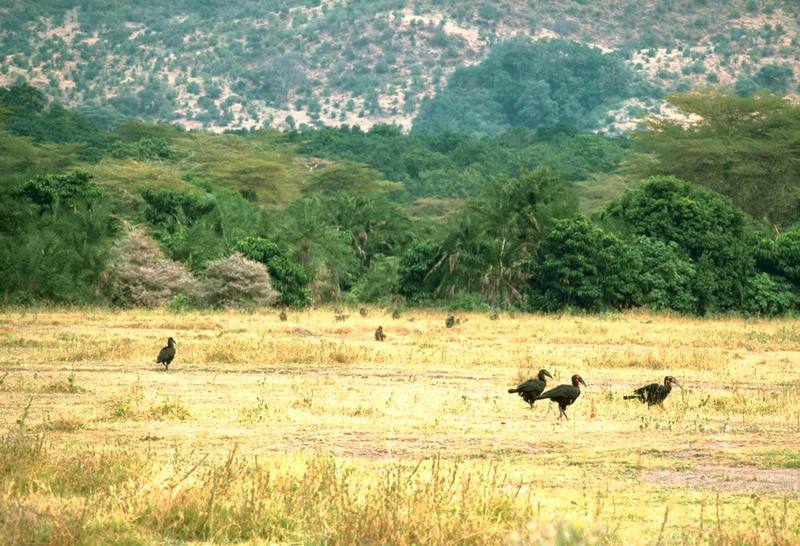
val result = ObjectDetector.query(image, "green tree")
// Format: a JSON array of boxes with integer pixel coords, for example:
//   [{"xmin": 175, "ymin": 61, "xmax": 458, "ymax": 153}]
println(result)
[
  {"xmin": 528, "ymin": 217, "xmax": 634, "ymax": 312},
  {"xmin": 605, "ymin": 176, "xmax": 757, "ymax": 312}
]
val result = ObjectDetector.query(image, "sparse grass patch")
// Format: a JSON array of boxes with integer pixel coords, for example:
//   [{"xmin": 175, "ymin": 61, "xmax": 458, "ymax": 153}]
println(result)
[
  {"xmin": 147, "ymin": 398, "xmax": 191, "ymax": 421},
  {"xmin": 106, "ymin": 380, "xmax": 146, "ymax": 420},
  {"xmin": 36, "ymin": 415, "xmax": 84, "ymax": 433},
  {"xmin": 105, "ymin": 381, "xmax": 190, "ymax": 421},
  {"xmin": 42, "ymin": 371, "xmax": 88, "ymax": 394}
]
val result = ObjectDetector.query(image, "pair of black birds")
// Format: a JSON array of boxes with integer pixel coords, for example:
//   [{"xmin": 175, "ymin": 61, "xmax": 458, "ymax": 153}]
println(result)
[
  {"xmin": 507, "ymin": 370, "xmax": 586, "ymax": 419},
  {"xmin": 508, "ymin": 370, "xmax": 682, "ymax": 419}
]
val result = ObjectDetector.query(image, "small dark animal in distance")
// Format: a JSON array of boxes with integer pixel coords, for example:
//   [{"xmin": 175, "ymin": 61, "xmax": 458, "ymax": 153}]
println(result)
[
  {"xmin": 445, "ymin": 315, "xmax": 466, "ymax": 328},
  {"xmin": 375, "ymin": 326, "xmax": 386, "ymax": 341}
]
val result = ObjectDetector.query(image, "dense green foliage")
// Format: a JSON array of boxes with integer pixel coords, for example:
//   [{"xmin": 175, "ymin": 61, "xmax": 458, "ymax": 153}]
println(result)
[
  {"xmin": 413, "ymin": 39, "xmax": 636, "ymax": 135},
  {"xmin": 527, "ymin": 217, "xmax": 633, "ymax": 312},
  {"xmin": 604, "ymin": 176, "xmax": 760, "ymax": 313},
  {"xmin": 0, "ymin": 171, "xmax": 117, "ymax": 304},
  {"xmin": 3, "ymin": 85, "xmax": 800, "ymax": 316},
  {"xmin": 294, "ymin": 124, "xmax": 628, "ymax": 199}
]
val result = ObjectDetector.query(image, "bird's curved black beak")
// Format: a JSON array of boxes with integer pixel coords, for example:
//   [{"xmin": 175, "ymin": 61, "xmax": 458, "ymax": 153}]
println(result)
[
  {"xmin": 544, "ymin": 370, "xmax": 553, "ymax": 378},
  {"xmin": 579, "ymin": 378, "xmax": 587, "ymax": 387},
  {"xmin": 672, "ymin": 378, "xmax": 682, "ymax": 389}
]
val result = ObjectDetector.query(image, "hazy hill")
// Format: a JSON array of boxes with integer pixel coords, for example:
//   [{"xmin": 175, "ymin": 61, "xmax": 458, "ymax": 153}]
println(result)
[{"xmin": 1, "ymin": 0, "xmax": 798, "ymax": 132}]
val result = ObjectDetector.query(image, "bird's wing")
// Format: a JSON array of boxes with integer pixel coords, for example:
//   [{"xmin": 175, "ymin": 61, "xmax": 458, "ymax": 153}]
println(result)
[
  {"xmin": 516, "ymin": 379, "xmax": 542, "ymax": 392},
  {"xmin": 634, "ymin": 383, "xmax": 658, "ymax": 396},
  {"xmin": 537, "ymin": 384, "xmax": 572, "ymax": 400}
]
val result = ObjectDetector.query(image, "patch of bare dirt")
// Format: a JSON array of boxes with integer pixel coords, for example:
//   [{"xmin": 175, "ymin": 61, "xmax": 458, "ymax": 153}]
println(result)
[{"xmin": 644, "ymin": 465, "xmax": 800, "ymax": 493}]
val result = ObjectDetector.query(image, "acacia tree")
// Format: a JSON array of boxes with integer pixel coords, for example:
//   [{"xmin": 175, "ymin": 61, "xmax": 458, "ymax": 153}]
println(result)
[{"xmin": 632, "ymin": 90, "xmax": 800, "ymax": 226}]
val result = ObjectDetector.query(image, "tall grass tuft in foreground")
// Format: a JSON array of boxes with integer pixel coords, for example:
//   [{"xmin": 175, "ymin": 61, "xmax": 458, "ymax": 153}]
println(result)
[
  {"xmin": 0, "ymin": 429, "xmax": 538, "ymax": 545},
  {"xmin": 130, "ymin": 451, "xmax": 536, "ymax": 544}
]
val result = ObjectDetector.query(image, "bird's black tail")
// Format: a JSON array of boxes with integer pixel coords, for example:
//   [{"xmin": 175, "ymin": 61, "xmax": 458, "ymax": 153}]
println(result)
[{"xmin": 508, "ymin": 388, "xmax": 518, "ymax": 394}]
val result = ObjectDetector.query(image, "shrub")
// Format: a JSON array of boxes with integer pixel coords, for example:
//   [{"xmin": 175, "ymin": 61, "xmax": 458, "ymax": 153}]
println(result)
[
  {"xmin": 109, "ymin": 225, "xmax": 200, "ymax": 307},
  {"xmin": 627, "ymin": 236, "xmax": 698, "ymax": 313},
  {"xmin": 234, "ymin": 237, "xmax": 312, "ymax": 307},
  {"xmin": 200, "ymin": 252, "xmax": 277, "ymax": 308},
  {"xmin": 741, "ymin": 273, "xmax": 799, "ymax": 316},
  {"xmin": 528, "ymin": 217, "xmax": 634, "ymax": 312},
  {"xmin": 15, "ymin": 171, "xmax": 100, "ymax": 209},
  {"xmin": 764, "ymin": 227, "xmax": 800, "ymax": 284},
  {"xmin": 109, "ymin": 137, "xmax": 176, "ymax": 161},
  {"xmin": 397, "ymin": 239, "xmax": 440, "ymax": 303},
  {"xmin": 605, "ymin": 176, "xmax": 756, "ymax": 312}
]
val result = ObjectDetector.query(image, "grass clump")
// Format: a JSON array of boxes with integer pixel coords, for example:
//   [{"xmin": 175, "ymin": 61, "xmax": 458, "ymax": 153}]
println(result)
[
  {"xmin": 42, "ymin": 371, "xmax": 88, "ymax": 394},
  {"xmin": 133, "ymin": 453, "xmax": 532, "ymax": 544},
  {"xmin": 106, "ymin": 381, "xmax": 190, "ymax": 421}
]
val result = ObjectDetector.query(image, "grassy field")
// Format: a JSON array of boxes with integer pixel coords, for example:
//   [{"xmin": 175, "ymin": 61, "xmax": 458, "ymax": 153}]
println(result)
[{"xmin": 0, "ymin": 308, "xmax": 798, "ymax": 545}]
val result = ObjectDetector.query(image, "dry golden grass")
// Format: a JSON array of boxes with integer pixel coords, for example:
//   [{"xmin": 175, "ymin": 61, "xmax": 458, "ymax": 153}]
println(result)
[{"xmin": 0, "ymin": 308, "xmax": 798, "ymax": 545}]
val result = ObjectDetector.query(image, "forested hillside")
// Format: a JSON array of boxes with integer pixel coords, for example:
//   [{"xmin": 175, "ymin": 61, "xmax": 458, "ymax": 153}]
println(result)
[{"xmin": 1, "ymin": 0, "xmax": 799, "ymax": 131}]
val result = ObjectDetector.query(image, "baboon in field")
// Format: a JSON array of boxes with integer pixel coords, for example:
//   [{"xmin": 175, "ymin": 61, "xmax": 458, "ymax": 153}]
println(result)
[
  {"xmin": 375, "ymin": 326, "xmax": 386, "ymax": 341},
  {"xmin": 392, "ymin": 309, "xmax": 401, "ymax": 319},
  {"xmin": 359, "ymin": 307, "xmax": 368, "ymax": 317},
  {"xmin": 490, "ymin": 312, "xmax": 499, "ymax": 320},
  {"xmin": 445, "ymin": 315, "xmax": 456, "ymax": 328},
  {"xmin": 279, "ymin": 307, "xmax": 288, "ymax": 321}
]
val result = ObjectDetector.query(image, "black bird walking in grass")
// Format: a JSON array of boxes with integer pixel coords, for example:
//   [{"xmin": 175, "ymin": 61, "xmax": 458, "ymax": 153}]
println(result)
[
  {"xmin": 536, "ymin": 374, "xmax": 587, "ymax": 420},
  {"xmin": 508, "ymin": 369, "xmax": 553, "ymax": 408},
  {"xmin": 624, "ymin": 376, "xmax": 682, "ymax": 407},
  {"xmin": 156, "ymin": 337, "xmax": 177, "ymax": 371}
]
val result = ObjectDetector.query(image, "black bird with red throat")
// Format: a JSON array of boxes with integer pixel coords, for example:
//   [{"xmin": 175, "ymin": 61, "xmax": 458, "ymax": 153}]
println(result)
[
  {"xmin": 536, "ymin": 374, "xmax": 587, "ymax": 420},
  {"xmin": 624, "ymin": 376, "xmax": 682, "ymax": 407},
  {"xmin": 508, "ymin": 369, "xmax": 553, "ymax": 408}
]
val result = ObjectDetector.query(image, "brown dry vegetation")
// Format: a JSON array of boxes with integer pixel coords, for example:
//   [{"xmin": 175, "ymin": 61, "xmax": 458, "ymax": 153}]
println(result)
[{"xmin": 0, "ymin": 308, "xmax": 798, "ymax": 544}]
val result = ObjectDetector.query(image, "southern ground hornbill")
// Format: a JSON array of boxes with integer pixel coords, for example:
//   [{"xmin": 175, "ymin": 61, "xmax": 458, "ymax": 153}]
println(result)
[
  {"xmin": 508, "ymin": 369, "xmax": 553, "ymax": 408},
  {"xmin": 156, "ymin": 337, "xmax": 177, "ymax": 371},
  {"xmin": 624, "ymin": 376, "xmax": 682, "ymax": 407},
  {"xmin": 536, "ymin": 374, "xmax": 587, "ymax": 420}
]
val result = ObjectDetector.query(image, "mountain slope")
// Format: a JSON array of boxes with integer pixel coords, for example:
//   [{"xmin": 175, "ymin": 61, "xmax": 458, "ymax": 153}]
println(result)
[{"xmin": 0, "ymin": 0, "xmax": 798, "ymax": 131}]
